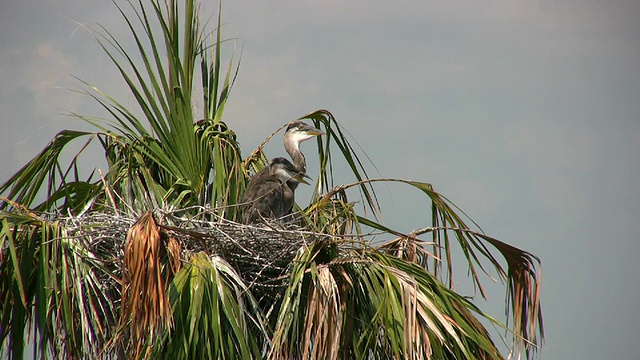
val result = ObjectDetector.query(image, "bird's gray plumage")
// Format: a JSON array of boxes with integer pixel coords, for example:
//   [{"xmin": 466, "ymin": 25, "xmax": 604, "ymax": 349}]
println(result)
[
  {"xmin": 241, "ymin": 157, "xmax": 308, "ymax": 224},
  {"xmin": 240, "ymin": 121, "xmax": 324, "ymax": 224}
]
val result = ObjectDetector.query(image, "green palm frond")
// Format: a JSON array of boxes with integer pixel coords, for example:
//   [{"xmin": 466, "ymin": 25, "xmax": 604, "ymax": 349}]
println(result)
[
  {"xmin": 0, "ymin": 0, "xmax": 240, "ymax": 218},
  {"xmin": 0, "ymin": 210, "xmax": 119, "ymax": 359},
  {"xmin": 154, "ymin": 252, "xmax": 267, "ymax": 359},
  {"xmin": 0, "ymin": 130, "xmax": 102, "ymax": 212},
  {"xmin": 91, "ymin": 0, "xmax": 208, "ymax": 204},
  {"xmin": 305, "ymin": 177, "xmax": 543, "ymax": 355},
  {"xmin": 270, "ymin": 239, "xmax": 505, "ymax": 359},
  {"xmin": 196, "ymin": 119, "xmax": 245, "ymax": 220}
]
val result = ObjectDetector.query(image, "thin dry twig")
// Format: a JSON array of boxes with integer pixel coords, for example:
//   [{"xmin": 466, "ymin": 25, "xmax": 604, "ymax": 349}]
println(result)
[{"xmin": 55, "ymin": 207, "xmax": 333, "ymax": 307}]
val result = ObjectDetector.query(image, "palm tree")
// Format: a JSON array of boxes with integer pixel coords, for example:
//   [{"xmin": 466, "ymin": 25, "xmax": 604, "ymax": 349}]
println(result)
[{"xmin": 0, "ymin": 0, "xmax": 543, "ymax": 359}]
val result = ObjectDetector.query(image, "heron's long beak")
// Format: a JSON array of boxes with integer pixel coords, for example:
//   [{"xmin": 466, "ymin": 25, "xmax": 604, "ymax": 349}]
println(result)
[
  {"xmin": 294, "ymin": 173, "xmax": 312, "ymax": 185},
  {"xmin": 306, "ymin": 129, "xmax": 325, "ymax": 136},
  {"xmin": 300, "ymin": 123, "xmax": 325, "ymax": 137}
]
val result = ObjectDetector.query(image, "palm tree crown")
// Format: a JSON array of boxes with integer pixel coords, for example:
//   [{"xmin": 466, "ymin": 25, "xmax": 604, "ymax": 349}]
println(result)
[{"xmin": 0, "ymin": 1, "xmax": 543, "ymax": 359}]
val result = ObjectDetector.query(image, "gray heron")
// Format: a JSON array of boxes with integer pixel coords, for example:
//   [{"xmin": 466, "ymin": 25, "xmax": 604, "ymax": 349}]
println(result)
[
  {"xmin": 241, "ymin": 157, "xmax": 310, "ymax": 224},
  {"xmin": 241, "ymin": 121, "xmax": 324, "ymax": 224}
]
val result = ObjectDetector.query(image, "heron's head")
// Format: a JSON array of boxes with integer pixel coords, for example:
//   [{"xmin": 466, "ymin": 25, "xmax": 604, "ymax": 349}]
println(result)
[
  {"xmin": 284, "ymin": 121, "xmax": 325, "ymax": 147},
  {"xmin": 270, "ymin": 157, "xmax": 311, "ymax": 185}
]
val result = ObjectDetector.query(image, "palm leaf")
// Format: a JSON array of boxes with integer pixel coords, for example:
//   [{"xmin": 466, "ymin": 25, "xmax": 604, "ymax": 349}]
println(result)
[
  {"xmin": 0, "ymin": 210, "xmax": 119, "ymax": 359},
  {"xmin": 118, "ymin": 211, "xmax": 172, "ymax": 358},
  {"xmin": 305, "ymin": 177, "xmax": 543, "ymax": 354},
  {"xmin": 270, "ymin": 238, "xmax": 506, "ymax": 359},
  {"xmin": 154, "ymin": 252, "xmax": 267, "ymax": 359},
  {"xmin": 0, "ymin": 130, "xmax": 101, "ymax": 212}
]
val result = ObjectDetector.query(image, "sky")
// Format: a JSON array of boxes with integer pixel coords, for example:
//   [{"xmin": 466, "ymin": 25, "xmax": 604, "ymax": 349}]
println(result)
[{"xmin": 1, "ymin": 0, "xmax": 639, "ymax": 358}]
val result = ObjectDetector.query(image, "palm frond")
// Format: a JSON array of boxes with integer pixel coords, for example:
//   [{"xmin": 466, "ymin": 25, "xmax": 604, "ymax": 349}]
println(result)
[
  {"xmin": 154, "ymin": 252, "xmax": 267, "ymax": 359},
  {"xmin": 305, "ymin": 177, "xmax": 543, "ymax": 354},
  {"xmin": 301, "ymin": 110, "xmax": 380, "ymax": 217},
  {"xmin": 118, "ymin": 212, "xmax": 172, "ymax": 358},
  {"xmin": 0, "ymin": 131, "xmax": 102, "ymax": 212},
  {"xmin": 68, "ymin": 0, "xmax": 240, "ymax": 216},
  {"xmin": 196, "ymin": 119, "xmax": 245, "ymax": 220},
  {"xmin": 269, "ymin": 238, "xmax": 506, "ymax": 359},
  {"xmin": 0, "ymin": 210, "xmax": 119, "ymax": 359}
]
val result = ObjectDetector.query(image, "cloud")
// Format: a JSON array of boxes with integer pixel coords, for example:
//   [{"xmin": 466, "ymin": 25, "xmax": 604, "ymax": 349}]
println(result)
[{"xmin": 28, "ymin": 42, "xmax": 74, "ymax": 105}]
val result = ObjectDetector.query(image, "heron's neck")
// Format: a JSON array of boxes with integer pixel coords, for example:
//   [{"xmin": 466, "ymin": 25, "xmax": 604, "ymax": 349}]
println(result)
[
  {"xmin": 287, "ymin": 181, "xmax": 299, "ymax": 191},
  {"xmin": 285, "ymin": 139, "xmax": 306, "ymax": 174}
]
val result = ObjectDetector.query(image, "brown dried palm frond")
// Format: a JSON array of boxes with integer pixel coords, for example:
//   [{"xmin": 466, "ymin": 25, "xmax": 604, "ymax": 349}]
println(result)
[
  {"xmin": 301, "ymin": 265, "xmax": 343, "ymax": 360},
  {"xmin": 118, "ymin": 211, "xmax": 173, "ymax": 358}
]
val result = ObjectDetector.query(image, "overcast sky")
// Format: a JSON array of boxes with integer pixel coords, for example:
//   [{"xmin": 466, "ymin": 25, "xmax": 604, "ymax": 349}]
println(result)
[{"xmin": 1, "ymin": 1, "xmax": 639, "ymax": 358}]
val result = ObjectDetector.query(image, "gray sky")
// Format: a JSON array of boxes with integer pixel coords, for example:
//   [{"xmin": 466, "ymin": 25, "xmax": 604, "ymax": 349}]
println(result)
[{"xmin": 1, "ymin": 0, "xmax": 639, "ymax": 358}]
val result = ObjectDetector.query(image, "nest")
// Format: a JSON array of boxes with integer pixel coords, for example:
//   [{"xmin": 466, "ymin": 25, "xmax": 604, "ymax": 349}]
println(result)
[{"xmin": 59, "ymin": 208, "xmax": 331, "ymax": 305}]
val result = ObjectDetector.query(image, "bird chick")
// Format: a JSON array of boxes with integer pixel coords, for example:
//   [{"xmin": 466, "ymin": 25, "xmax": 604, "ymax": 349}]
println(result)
[{"xmin": 241, "ymin": 157, "xmax": 310, "ymax": 224}]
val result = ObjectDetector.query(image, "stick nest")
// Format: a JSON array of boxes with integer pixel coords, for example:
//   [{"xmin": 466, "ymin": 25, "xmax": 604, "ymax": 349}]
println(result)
[{"xmin": 58, "ymin": 208, "xmax": 331, "ymax": 304}]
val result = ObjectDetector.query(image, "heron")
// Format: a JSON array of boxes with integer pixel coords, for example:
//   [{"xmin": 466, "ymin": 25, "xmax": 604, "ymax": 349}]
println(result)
[
  {"xmin": 241, "ymin": 157, "xmax": 311, "ymax": 224},
  {"xmin": 282, "ymin": 121, "xmax": 325, "ymax": 175},
  {"xmin": 241, "ymin": 121, "xmax": 325, "ymax": 224}
]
